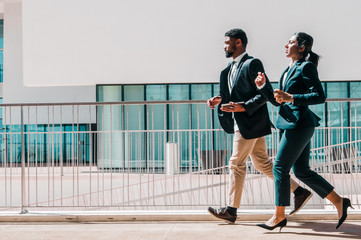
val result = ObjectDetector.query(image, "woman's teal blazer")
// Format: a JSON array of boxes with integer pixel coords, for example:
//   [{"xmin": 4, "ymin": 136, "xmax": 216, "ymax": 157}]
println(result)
[{"xmin": 260, "ymin": 59, "xmax": 326, "ymax": 130}]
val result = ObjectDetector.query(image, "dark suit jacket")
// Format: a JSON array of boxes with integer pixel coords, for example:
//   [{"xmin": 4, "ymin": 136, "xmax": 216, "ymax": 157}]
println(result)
[
  {"xmin": 217, "ymin": 54, "xmax": 273, "ymax": 139},
  {"xmin": 260, "ymin": 59, "xmax": 326, "ymax": 130}
]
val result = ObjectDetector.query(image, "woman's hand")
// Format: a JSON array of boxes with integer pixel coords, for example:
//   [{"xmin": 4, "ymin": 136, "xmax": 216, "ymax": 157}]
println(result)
[
  {"xmin": 220, "ymin": 102, "xmax": 246, "ymax": 112},
  {"xmin": 255, "ymin": 72, "xmax": 266, "ymax": 88},
  {"xmin": 274, "ymin": 89, "xmax": 293, "ymax": 104}
]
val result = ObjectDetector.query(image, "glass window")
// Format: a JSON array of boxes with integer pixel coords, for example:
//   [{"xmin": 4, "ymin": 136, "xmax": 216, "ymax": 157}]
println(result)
[
  {"xmin": 168, "ymin": 84, "xmax": 189, "ymax": 101},
  {"xmin": 191, "ymin": 84, "xmax": 212, "ymax": 129},
  {"xmin": 146, "ymin": 85, "xmax": 166, "ymax": 101},
  {"xmin": 123, "ymin": 85, "xmax": 144, "ymax": 101},
  {"xmin": 212, "ymin": 84, "xmax": 220, "ymax": 129},
  {"xmin": 326, "ymin": 82, "xmax": 348, "ymax": 99},
  {"xmin": 146, "ymin": 85, "xmax": 166, "ymax": 130},
  {"xmin": 349, "ymin": 82, "xmax": 361, "ymax": 131},
  {"xmin": 145, "ymin": 85, "xmax": 167, "ymax": 164},
  {"xmin": 168, "ymin": 84, "xmax": 190, "ymax": 130},
  {"xmin": 326, "ymin": 82, "xmax": 348, "ymax": 130},
  {"xmin": 96, "ymin": 85, "xmax": 122, "ymax": 102},
  {"xmin": 123, "ymin": 85, "xmax": 145, "ymax": 130},
  {"xmin": 350, "ymin": 82, "xmax": 361, "ymax": 98}
]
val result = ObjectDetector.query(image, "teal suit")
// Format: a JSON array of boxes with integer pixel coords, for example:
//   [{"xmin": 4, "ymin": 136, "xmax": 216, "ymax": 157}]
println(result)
[{"xmin": 260, "ymin": 59, "xmax": 334, "ymax": 206}]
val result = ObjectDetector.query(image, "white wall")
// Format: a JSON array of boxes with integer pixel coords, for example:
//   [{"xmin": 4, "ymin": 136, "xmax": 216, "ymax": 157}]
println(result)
[
  {"xmin": 21, "ymin": 0, "xmax": 361, "ymax": 87},
  {"xmin": 3, "ymin": 2, "xmax": 95, "ymax": 104},
  {"xmin": 2, "ymin": 2, "xmax": 96, "ymax": 124}
]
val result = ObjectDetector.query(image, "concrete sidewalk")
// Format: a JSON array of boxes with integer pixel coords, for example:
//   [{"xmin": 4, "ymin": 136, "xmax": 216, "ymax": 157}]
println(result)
[{"xmin": 1, "ymin": 220, "xmax": 361, "ymax": 240}]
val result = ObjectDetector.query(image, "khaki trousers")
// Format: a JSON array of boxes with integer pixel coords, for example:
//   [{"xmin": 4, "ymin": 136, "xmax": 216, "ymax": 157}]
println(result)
[{"xmin": 228, "ymin": 131, "xmax": 299, "ymax": 208}]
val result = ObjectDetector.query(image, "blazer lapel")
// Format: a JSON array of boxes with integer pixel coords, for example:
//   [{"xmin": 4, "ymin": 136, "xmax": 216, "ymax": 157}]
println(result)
[
  {"xmin": 231, "ymin": 54, "xmax": 249, "ymax": 94},
  {"xmin": 282, "ymin": 59, "xmax": 306, "ymax": 90},
  {"xmin": 282, "ymin": 64, "xmax": 297, "ymax": 90},
  {"xmin": 279, "ymin": 67, "xmax": 289, "ymax": 90}
]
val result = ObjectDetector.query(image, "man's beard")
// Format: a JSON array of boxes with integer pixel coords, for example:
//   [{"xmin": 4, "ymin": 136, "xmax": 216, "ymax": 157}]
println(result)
[{"xmin": 225, "ymin": 51, "xmax": 233, "ymax": 58}]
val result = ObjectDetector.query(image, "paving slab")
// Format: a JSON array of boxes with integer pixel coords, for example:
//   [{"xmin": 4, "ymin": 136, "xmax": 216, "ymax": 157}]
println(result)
[{"xmin": 0, "ymin": 220, "xmax": 360, "ymax": 240}]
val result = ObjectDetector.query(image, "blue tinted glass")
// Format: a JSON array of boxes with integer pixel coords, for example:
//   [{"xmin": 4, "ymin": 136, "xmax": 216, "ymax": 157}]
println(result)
[
  {"xmin": 96, "ymin": 85, "xmax": 122, "ymax": 102},
  {"xmin": 191, "ymin": 84, "xmax": 212, "ymax": 100},
  {"xmin": 168, "ymin": 84, "xmax": 189, "ymax": 100},
  {"xmin": 168, "ymin": 84, "xmax": 190, "ymax": 130},
  {"xmin": 124, "ymin": 85, "xmax": 144, "ymax": 101},
  {"xmin": 350, "ymin": 82, "xmax": 361, "ymax": 98},
  {"xmin": 326, "ymin": 82, "xmax": 347, "ymax": 98},
  {"xmin": 146, "ymin": 85, "xmax": 166, "ymax": 101},
  {"xmin": 146, "ymin": 85, "xmax": 166, "ymax": 130}
]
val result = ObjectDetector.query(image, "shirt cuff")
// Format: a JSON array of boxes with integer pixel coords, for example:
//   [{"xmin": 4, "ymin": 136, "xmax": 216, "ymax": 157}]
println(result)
[{"xmin": 256, "ymin": 82, "xmax": 266, "ymax": 89}]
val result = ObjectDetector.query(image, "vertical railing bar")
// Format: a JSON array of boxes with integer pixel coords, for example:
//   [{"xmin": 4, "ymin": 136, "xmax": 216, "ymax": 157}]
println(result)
[
  {"xmin": 188, "ymin": 102, "xmax": 192, "ymax": 206},
  {"xmin": 20, "ymin": 106, "xmax": 26, "ymax": 213},
  {"xmin": 205, "ymin": 102, "xmax": 209, "ymax": 206},
  {"xmin": 47, "ymin": 105, "xmax": 50, "ymax": 207},
  {"xmin": 52, "ymin": 105, "xmax": 55, "ymax": 207},
  {"xmin": 173, "ymin": 104, "xmax": 182, "ymax": 204},
  {"xmin": 77, "ymin": 105, "xmax": 80, "ymax": 206},
  {"xmin": 72, "ymin": 105, "xmax": 75, "ymax": 207},
  {"xmin": 89, "ymin": 105, "xmax": 93, "ymax": 207},
  {"xmin": 99, "ymin": 104, "xmax": 103, "ymax": 207},
  {"xmin": 122, "ymin": 103, "xmax": 125, "ymax": 208},
  {"xmin": 3, "ymin": 106, "xmax": 7, "ymax": 207},
  {"xmin": 60, "ymin": 105, "xmax": 63, "ymax": 207},
  {"xmin": 27, "ymin": 106, "xmax": 30, "ymax": 208},
  {"xmin": 197, "ymin": 103, "xmax": 200, "ymax": 206},
  {"xmin": 35, "ymin": 106, "xmax": 38, "ymax": 206},
  {"xmin": 110, "ymin": 104, "xmax": 113, "ymax": 206},
  {"xmin": 138, "ymin": 104, "xmax": 141, "ymax": 207},
  {"xmin": 9, "ymin": 107, "xmax": 12, "ymax": 208},
  {"xmin": 147, "ymin": 104, "xmax": 151, "ymax": 206},
  {"xmin": 163, "ymin": 103, "xmax": 166, "ymax": 206},
  {"xmin": 127, "ymin": 104, "xmax": 130, "ymax": 207}
]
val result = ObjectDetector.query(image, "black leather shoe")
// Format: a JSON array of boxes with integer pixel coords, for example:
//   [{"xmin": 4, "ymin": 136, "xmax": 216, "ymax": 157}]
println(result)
[
  {"xmin": 207, "ymin": 207, "xmax": 237, "ymax": 223},
  {"xmin": 257, "ymin": 218, "xmax": 287, "ymax": 232},
  {"xmin": 289, "ymin": 189, "xmax": 312, "ymax": 216},
  {"xmin": 336, "ymin": 198, "xmax": 353, "ymax": 229}
]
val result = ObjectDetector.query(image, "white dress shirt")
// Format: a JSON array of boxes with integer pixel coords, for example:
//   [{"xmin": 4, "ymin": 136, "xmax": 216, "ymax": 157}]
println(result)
[{"xmin": 228, "ymin": 52, "xmax": 247, "ymax": 132}]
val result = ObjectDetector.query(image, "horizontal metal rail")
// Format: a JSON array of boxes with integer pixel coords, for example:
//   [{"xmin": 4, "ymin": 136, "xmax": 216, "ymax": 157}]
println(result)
[{"xmin": 0, "ymin": 100, "xmax": 360, "ymax": 212}]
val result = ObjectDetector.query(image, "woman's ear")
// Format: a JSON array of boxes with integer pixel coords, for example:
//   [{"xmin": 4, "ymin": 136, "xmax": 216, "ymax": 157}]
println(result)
[{"xmin": 298, "ymin": 45, "xmax": 306, "ymax": 53}]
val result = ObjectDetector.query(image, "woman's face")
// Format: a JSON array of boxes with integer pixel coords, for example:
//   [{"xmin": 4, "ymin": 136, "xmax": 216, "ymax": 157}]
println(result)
[{"xmin": 285, "ymin": 35, "xmax": 304, "ymax": 60}]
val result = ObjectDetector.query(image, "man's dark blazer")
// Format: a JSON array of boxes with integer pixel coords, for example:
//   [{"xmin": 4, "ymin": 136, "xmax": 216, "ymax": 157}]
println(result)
[
  {"xmin": 259, "ymin": 58, "xmax": 326, "ymax": 130},
  {"xmin": 217, "ymin": 54, "xmax": 273, "ymax": 139}
]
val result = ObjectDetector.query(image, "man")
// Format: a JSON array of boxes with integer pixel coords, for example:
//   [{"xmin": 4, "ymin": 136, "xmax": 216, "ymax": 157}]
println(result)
[{"xmin": 207, "ymin": 28, "xmax": 312, "ymax": 223}]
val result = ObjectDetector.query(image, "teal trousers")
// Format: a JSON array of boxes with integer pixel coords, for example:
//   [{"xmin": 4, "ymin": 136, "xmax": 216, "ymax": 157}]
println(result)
[{"xmin": 274, "ymin": 126, "xmax": 334, "ymax": 206}]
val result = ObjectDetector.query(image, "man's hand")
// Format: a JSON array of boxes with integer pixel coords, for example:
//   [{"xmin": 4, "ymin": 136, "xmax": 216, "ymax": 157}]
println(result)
[
  {"xmin": 274, "ymin": 89, "xmax": 293, "ymax": 104},
  {"xmin": 207, "ymin": 95, "xmax": 222, "ymax": 109},
  {"xmin": 220, "ymin": 102, "xmax": 246, "ymax": 112},
  {"xmin": 255, "ymin": 72, "xmax": 266, "ymax": 88}
]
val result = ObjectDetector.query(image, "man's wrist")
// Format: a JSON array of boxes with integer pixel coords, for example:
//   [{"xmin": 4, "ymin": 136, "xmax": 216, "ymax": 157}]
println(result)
[{"xmin": 212, "ymin": 95, "xmax": 221, "ymax": 100}]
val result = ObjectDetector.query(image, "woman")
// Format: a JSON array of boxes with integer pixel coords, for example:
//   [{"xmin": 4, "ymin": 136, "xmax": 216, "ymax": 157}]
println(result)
[{"xmin": 254, "ymin": 32, "xmax": 353, "ymax": 231}]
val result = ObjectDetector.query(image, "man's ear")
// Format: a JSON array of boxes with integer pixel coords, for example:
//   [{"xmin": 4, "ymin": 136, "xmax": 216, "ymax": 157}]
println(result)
[{"xmin": 236, "ymin": 39, "xmax": 243, "ymax": 47}]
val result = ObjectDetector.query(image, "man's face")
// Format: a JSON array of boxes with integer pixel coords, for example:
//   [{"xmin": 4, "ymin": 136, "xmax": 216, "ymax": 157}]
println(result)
[{"xmin": 224, "ymin": 37, "xmax": 237, "ymax": 58}]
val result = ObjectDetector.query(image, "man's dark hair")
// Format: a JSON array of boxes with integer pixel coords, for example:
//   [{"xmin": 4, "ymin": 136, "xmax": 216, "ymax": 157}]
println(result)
[{"xmin": 225, "ymin": 28, "xmax": 248, "ymax": 48}]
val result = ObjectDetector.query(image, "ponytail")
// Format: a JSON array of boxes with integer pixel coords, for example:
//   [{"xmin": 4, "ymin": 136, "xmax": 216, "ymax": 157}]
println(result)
[
  {"xmin": 307, "ymin": 51, "xmax": 320, "ymax": 67},
  {"xmin": 294, "ymin": 32, "xmax": 320, "ymax": 68}
]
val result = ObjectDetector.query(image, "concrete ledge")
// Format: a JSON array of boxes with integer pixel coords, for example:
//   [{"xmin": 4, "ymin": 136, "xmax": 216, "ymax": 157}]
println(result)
[{"xmin": 0, "ymin": 210, "xmax": 360, "ymax": 222}]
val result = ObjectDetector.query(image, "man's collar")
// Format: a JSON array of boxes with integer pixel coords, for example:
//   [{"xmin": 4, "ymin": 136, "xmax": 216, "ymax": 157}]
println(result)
[{"xmin": 232, "ymin": 52, "xmax": 247, "ymax": 63}]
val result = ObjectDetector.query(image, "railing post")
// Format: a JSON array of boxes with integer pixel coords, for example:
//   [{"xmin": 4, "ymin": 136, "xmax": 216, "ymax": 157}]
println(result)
[{"xmin": 20, "ymin": 106, "xmax": 27, "ymax": 214}]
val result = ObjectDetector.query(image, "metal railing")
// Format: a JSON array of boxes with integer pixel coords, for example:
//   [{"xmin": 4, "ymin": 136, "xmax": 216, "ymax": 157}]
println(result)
[{"xmin": 0, "ymin": 99, "xmax": 361, "ymax": 212}]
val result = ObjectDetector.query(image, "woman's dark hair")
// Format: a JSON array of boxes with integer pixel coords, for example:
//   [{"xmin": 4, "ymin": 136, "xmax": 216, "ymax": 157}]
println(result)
[
  {"xmin": 225, "ymin": 28, "xmax": 248, "ymax": 48},
  {"xmin": 294, "ymin": 32, "xmax": 320, "ymax": 67}
]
